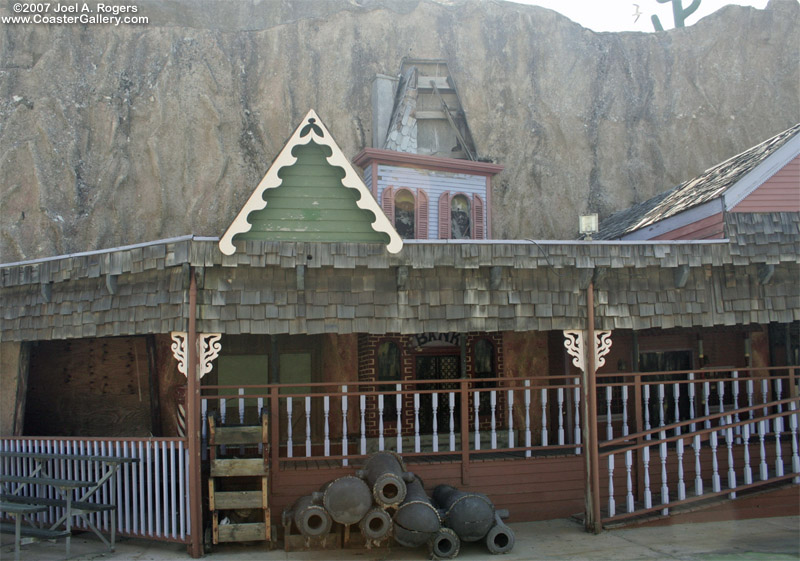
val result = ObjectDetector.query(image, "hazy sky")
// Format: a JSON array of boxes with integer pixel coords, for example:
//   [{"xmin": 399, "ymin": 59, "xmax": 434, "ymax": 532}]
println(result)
[{"xmin": 509, "ymin": 0, "xmax": 771, "ymax": 32}]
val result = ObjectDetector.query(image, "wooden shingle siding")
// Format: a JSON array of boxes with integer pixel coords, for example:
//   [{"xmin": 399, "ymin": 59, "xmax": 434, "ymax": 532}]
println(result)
[
  {"xmin": 376, "ymin": 164, "xmax": 487, "ymax": 239},
  {"xmin": 2, "ymin": 236, "xmax": 798, "ymax": 341}
]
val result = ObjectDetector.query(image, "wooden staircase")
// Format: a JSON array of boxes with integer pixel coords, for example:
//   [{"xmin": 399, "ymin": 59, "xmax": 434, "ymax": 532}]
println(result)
[{"xmin": 207, "ymin": 413, "xmax": 272, "ymax": 545}]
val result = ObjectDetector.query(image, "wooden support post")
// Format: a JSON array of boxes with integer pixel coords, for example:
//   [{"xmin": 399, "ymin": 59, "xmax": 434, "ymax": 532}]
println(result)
[
  {"xmin": 186, "ymin": 269, "xmax": 203, "ymax": 558},
  {"xmin": 583, "ymin": 281, "xmax": 602, "ymax": 534}
]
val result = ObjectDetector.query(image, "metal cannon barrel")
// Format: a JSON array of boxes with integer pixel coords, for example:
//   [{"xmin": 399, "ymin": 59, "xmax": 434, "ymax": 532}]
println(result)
[
  {"xmin": 393, "ymin": 475, "xmax": 441, "ymax": 548},
  {"xmin": 359, "ymin": 507, "xmax": 393, "ymax": 542},
  {"xmin": 357, "ymin": 451, "xmax": 412, "ymax": 507},
  {"xmin": 485, "ymin": 511, "xmax": 515, "ymax": 554},
  {"xmin": 429, "ymin": 527, "xmax": 461, "ymax": 560},
  {"xmin": 318, "ymin": 475, "xmax": 373, "ymax": 526},
  {"xmin": 282, "ymin": 494, "xmax": 332, "ymax": 538},
  {"xmin": 432, "ymin": 484, "xmax": 495, "ymax": 542}
]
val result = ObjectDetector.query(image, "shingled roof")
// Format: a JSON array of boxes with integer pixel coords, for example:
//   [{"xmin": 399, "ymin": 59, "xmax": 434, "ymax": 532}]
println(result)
[{"xmin": 597, "ymin": 123, "xmax": 800, "ymax": 240}]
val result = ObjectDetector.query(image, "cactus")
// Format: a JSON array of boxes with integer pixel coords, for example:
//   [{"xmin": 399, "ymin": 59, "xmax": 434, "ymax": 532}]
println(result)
[{"xmin": 652, "ymin": 0, "xmax": 702, "ymax": 31}]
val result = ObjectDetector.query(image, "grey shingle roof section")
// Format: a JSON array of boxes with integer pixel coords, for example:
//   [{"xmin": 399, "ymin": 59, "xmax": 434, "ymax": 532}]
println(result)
[
  {"xmin": 597, "ymin": 123, "xmax": 800, "ymax": 240},
  {"xmin": 2, "ymin": 238, "xmax": 798, "ymax": 341}
]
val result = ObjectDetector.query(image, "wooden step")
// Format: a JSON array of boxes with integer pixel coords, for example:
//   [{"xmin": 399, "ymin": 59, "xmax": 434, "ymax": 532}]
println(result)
[
  {"xmin": 216, "ymin": 522, "xmax": 268, "ymax": 543},
  {"xmin": 210, "ymin": 458, "xmax": 267, "ymax": 477},
  {"xmin": 211, "ymin": 490, "xmax": 266, "ymax": 510},
  {"xmin": 210, "ymin": 426, "xmax": 265, "ymax": 446}
]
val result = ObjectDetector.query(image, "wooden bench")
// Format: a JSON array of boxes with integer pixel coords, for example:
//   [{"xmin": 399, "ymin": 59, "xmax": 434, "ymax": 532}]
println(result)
[{"xmin": 0, "ymin": 501, "xmax": 70, "ymax": 561}]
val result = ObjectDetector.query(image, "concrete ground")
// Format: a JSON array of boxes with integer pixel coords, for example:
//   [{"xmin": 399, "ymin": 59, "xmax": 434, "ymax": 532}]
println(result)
[{"xmin": 2, "ymin": 516, "xmax": 798, "ymax": 561}]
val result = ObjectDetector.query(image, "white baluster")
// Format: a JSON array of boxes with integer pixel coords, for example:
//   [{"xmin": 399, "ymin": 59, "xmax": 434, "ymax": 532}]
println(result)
[
  {"xmin": 573, "ymin": 379, "xmax": 581, "ymax": 452},
  {"xmin": 507, "ymin": 390, "xmax": 515, "ymax": 448},
  {"xmin": 688, "ymin": 373, "xmax": 697, "ymax": 433},
  {"xmin": 606, "ymin": 386, "xmax": 613, "ymax": 441},
  {"xmin": 490, "ymin": 391, "xmax": 497, "ymax": 450},
  {"xmin": 622, "ymin": 385, "xmax": 629, "ymax": 437},
  {"xmin": 761, "ymin": 379, "xmax": 769, "ymax": 421},
  {"xmin": 643, "ymin": 384, "xmax": 652, "ymax": 439},
  {"xmin": 238, "ymin": 388, "xmax": 245, "ymax": 424},
  {"xmin": 774, "ymin": 416, "xmax": 784, "ymax": 477},
  {"xmin": 758, "ymin": 419, "xmax": 768, "ymax": 480},
  {"xmin": 360, "ymin": 394, "xmax": 366, "ymax": 456},
  {"xmin": 625, "ymin": 450, "xmax": 634, "ymax": 513},
  {"xmin": 220, "ymin": 397, "xmax": 227, "ymax": 454},
  {"xmin": 743, "ymin": 423, "xmax": 753, "ymax": 485},
  {"xmin": 341, "ymin": 386, "xmax": 348, "ymax": 466},
  {"xmin": 378, "ymin": 394, "xmax": 385, "ymax": 451},
  {"xmin": 643, "ymin": 445, "xmax": 652, "ymax": 509},
  {"xmin": 524, "ymin": 381, "xmax": 532, "ymax": 457},
  {"xmin": 414, "ymin": 393, "xmax": 420, "ymax": 453},
  {"xmin": 693, "ymin": 434, "xmax": 703, "ymax": 496},
  {"xmin": 433, "ymin": 393, "xmax": 439, "ymax": 453},
  {"xmin": 305, "ymin": 396, "xmax": 312, "ymax": 457},
  {"xmin": 732, "ymin": 372, "xmax": 741, "ymax": 443},
  {"xmin": 257, "ymin": 397, "xmax": 265, "ymax": 455},
  {"xmin": 474, "ymin": 391, "xmax": 481, "ymax": 451},
  {"xmin": 659, "ymin": 431, "xmax": 669, "ymax": 515},
  {"xmin": 725, "ymin": 416, "xmax": 736, "ymax": 498},
  {"xmin": 746, "ymin": 379, "xmax": 755, "ymax": 421},
  {"xmin": 703, "ymin": 381, "xmax": 711, "ymax": 430},
  {"xmin": 540, "ymin": 388, "xmax": 548, "ymax": 446},
  {"xmin": 673, "ymin": 383, "xmax": 681, "ymax": 436},
  {"xmin": 658, "ymin": 384, "xmax": 666, "ymax": 429},
  {"xmin": 286, "ymin": 398, "xmax": 293, "ymax": 458},
  {"xmin": 201, "ymin": 400, "xmax": 208, "ymax": 461},
  {"xmin": 717, "ymin": 380, "xmax": 726, "ymax": 420},
  {"xmin": 676, "ymin": 438, "xmax": 686, "ymax": 501},
  {"xmin": 557, "ymin": 387, "xmax": 565, "ymax": 446},
  {"xmin": 789, "ymin": 402, "xmax": 799, "ymax": 484},
  {"xmin": 776, "ymin": 379, "xmax": 784, "ymax": 413},
  {"xmin": 710, "ymin": 430, "xmax": 721, "ymax": 493},
  {"xmin": 608, "ymin": 454, "xmax": 616, "ymax": 518},
  {"xmin": 396, "ymin": 384, "xmax": 403, "ymax": 454},
  {"xmin": 449, "ymin": 392, "xmax": 456, "ymax": 452},
  {"xmin": 323, "ymin": 395, "xmax": 330, "ymax": 457}
]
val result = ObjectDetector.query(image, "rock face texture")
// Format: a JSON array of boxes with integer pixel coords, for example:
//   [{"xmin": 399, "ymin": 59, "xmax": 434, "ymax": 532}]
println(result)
[{"xmin": 1, "ymin": 0, "xmax": 798, "ymax": 261}]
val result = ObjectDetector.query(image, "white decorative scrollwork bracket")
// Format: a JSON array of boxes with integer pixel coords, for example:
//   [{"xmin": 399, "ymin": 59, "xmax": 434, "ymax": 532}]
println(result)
[
  {"xmin": 198, "ymin": 334, "xmax": 222, "ymax": 378},
  {"xmin": 171, "ymin": 332, "xmax": 188, "ymax": 376},
  {"xmin": 564, "ymin": 330, "xmax": 612, "ymax": 373},
  {"xmin": 563, "ymin": 330, "xmax": 585, "ymax": 372},
  {"xmin": 170, "ymin": 332, "xmax": 223, "ymax": 379},
  {"xmin": 594, "ymin": 331, "xmax": 613, "ymax": 369}
]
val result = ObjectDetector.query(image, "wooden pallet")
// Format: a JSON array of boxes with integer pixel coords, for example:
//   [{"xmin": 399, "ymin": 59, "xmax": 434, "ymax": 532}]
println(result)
[{"xmin": 208, "ymin": 413, "xmax": 272, "ymax": 545}]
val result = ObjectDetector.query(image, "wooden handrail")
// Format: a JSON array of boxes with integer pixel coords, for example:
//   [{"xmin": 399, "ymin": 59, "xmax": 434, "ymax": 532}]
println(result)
[{"xmin": 599, "ymin": 396, "xmax": 799, "ymax": 457}]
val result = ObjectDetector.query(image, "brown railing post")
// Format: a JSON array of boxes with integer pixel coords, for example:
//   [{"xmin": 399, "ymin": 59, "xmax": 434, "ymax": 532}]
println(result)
[{"xmin": 460, "ymin": 378, "xmax": 470, "ymax": 485}]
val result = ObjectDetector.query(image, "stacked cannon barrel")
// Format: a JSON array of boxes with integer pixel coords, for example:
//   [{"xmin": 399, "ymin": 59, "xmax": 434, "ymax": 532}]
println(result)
[{"xmin": 281, "ymin": 451, "xmax": 514, "ymax": 558}]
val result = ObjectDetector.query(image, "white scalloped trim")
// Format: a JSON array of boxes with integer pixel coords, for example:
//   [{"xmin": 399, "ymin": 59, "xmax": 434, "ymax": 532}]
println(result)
[{"xmin": 219, "ymin": 109, "xmax": 403, "ymax": 255}]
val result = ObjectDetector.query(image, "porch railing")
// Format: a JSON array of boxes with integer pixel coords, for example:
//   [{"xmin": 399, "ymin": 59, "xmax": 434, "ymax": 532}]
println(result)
[
  {"xmin": 596, "ymin": 367, "xmax": 799, "ymax": 523},
  {"xmin": 201, "ymin": 375, "xmax": 584, "ymax": 466},
  {"xmin": 0, "ymin": 437, "xmax": 190, "ymax": 543}
]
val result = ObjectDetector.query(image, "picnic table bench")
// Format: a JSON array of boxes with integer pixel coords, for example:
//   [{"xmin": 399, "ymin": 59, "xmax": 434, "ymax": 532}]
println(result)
[{"xmin": 0, "ymin": 451, "xmax": 137, "ymax": 559}]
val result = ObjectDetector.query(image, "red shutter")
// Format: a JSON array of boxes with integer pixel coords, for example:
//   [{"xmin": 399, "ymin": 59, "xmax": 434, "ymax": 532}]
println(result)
[
  {"xmin": 382, "ymin": 185, "xmax": 395, "ymax": 225},
  {"xmin": 416, "ymin": 190, "xmax": 429, "ymax": 239},
  {"xmin": 438, "ymin": 192, "xmax": 451, "ymax": 239},
  {"xmin": 473, "ymin": 194, "xmax": 485, "ymax": 239}
]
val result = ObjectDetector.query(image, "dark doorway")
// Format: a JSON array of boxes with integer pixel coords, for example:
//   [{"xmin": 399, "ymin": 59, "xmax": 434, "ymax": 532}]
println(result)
[
  {"xmin": 416, "ymin": 354, "xmax": 461, "ymax": 434},
  {"xmin": 639, "ymin": 350, "xmax": 693, "ymax": 428}
]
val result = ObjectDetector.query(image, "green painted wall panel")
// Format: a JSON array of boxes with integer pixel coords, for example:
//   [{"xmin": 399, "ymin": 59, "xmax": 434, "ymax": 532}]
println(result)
[{"xmin": 236, "ymin": 141, "xmax": 388, "ymax": 245}]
